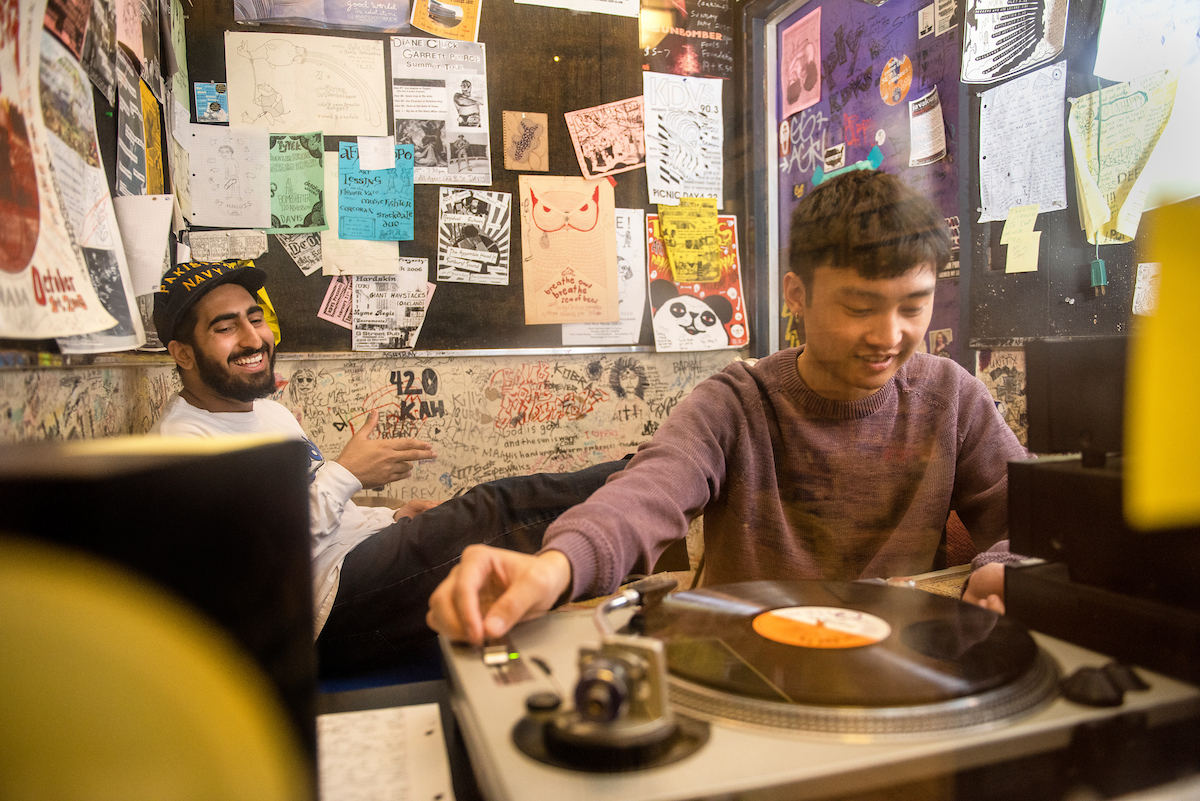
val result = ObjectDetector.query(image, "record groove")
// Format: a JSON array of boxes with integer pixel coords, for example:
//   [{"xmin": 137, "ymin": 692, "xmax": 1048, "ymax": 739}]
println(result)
[{"xmin": 636, "ymin": 580, "xmax": 1058, "ymax": 734}]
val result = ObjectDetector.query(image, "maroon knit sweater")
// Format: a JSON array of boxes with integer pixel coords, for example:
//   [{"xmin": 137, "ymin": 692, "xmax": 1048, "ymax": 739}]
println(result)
[{"xmin": 544, "ymin": 349, "xmax": 1029, "ymax": 599}]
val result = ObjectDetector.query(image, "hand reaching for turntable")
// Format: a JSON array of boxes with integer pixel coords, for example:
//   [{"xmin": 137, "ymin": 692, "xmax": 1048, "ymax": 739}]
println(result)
[
  {"xmin": 426, "ymin": 544, "xmax": 573, "ymax": 645},
  {"xmin": 962, "ymin": 563, "xmax": 1006, "ymax": 614}
]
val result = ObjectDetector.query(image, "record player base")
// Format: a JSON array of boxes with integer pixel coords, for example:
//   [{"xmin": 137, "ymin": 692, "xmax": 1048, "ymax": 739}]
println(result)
[{"xmin": 442, "ymin": 608, "xmax": 1200, "ymax": 801}]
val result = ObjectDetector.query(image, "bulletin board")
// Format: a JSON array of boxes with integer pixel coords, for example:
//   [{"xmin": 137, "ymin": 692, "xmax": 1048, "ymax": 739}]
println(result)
[
  {"xmin": 176, "ymin": 2, "xmax": 744, "ymax": 354},
  {"xmin": 965, "ymin": 0, "xmax": 1138, "ymax": 346},
  {"xmin": 741, "ymin": 0, "xmax": 964, "ymax": 359}
]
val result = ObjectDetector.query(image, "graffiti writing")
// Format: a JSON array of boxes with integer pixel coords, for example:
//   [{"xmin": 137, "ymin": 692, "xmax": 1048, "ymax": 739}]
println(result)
[{"xmin": 780, "ymin": 108, "xmax": 828, "ymax": 176}]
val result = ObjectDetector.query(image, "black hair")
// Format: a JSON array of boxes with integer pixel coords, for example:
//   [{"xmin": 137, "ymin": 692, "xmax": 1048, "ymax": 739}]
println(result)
[{"xmin": 788, "ymin": 170, "xmax": 950, "ymax": 291}]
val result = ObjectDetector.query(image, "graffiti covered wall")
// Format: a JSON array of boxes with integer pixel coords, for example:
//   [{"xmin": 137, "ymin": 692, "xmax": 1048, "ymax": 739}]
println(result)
[{"xmin": 0, "ymin": 350, "xmax": 740, "ymax": 501}]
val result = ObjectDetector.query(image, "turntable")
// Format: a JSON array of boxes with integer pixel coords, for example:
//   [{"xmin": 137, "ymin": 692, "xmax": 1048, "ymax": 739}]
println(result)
[{"xmin": 441, "ymin": 579, "xmax": 1200, "ymax": 800}]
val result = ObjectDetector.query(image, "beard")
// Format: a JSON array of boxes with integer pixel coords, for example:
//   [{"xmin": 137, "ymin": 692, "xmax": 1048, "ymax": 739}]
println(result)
[{"xmin": 194, "ymin": 344, "xmax": 277, "ymax": 403}]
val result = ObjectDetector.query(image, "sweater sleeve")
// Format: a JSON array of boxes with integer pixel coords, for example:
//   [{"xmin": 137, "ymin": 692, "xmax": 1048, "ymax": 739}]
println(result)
[
  {"xmin": 542, "ymin": 371, "xmax": 745, "ymax": 599},
  {"xmin": 951, "ymin": 374, "xmax": 1031, "ymax": 553}
]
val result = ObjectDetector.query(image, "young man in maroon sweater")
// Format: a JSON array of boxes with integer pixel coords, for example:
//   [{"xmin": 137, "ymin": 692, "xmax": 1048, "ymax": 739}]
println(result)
[{"xmin": 428, "ymin": 170, "xmax": 1024, "ymax": 646}]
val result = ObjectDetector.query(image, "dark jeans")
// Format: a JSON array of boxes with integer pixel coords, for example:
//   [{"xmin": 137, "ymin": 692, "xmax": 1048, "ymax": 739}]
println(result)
[{"xmin": 316, "ymin": 458, "xmax": 628, "ymax": 677}]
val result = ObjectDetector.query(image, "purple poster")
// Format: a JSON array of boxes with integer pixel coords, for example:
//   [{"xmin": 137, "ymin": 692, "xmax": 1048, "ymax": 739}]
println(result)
[{"xmin": 774, "ymin": 0, "xmax": 961, "ymax": 351}]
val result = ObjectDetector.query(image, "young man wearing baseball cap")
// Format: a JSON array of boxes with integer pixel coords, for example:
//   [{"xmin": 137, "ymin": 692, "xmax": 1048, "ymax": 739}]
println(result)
[{"xmin": 152, "ymin": 260, "xmax": 626, "ymax": 677}]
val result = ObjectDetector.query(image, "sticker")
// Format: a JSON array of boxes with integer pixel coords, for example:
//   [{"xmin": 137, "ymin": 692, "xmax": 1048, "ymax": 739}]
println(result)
[
  {"xmin": 919, "ymin": 3, "xmax": 935, "ymax": 38},
  {"xmin": 752, "ymin": 606, "xmax": 891, "ymax": 649},
  {"xmin": 824, "ymin": 143, "xmax": 846, "ymax": 170},
  {"xmin": 779, "ymin": 119, "xmax": 791, "ymax": 157},
  {"xmin": 880, "ymin": 55, "xmax": 912, "ymax": 106},
  {"xmin": 194, "ymin": 82, "xmax": 228, "ymax": 124},
  {"xmin": 875, "ymin": 128, "xmax": 887, "ymax": 146}
]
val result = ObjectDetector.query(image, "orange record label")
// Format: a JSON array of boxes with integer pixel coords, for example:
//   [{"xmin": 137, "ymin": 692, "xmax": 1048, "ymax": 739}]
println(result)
[
  {"xmin": 752, "ymin": 606, "xmax": 891, "ymax": 649},
  {"xmin": 880, "ymin": 55, "xmax": 913, "ymax": 106}
]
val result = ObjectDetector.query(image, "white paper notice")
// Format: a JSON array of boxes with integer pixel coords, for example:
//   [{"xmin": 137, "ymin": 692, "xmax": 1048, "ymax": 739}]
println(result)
[
  {"xmin": 1094, "ymin": 0, "xmax": 1200, "ymax": 82},
  {"xmin": 978, "ymin": 61, "xmax": 1068, "ymax": 223},
  {"xmin": 112, "ymin": 195, "xmax": 177, "ymax": 295},
  {"xmin": 184, "ymin": 124, "xmax": 271, "ymax": 228},
  {"xmin": 391, "ymin": 38, "xmax": 492, "ymax": 186},
  {"xmin": 317, "ymin": 704, "xmax": 455, "ymax": 801},
  {"xmin": 643, "ymin": 71, "xmax": 723, "ymax": 208},
  {"xmin": 226, "ymin": 31, "xmax": 388, "ymax": 136},
  {"xmin": 562, "ymin": 208, "xmax": 647, "ymax": 345},
  {"xmin": 908, "ymin": 87, "xmax": 947, "ymax": 167},
  {"xmin": 358, "ymin": 135, "xmax": 396, "ymax": 170},
  {"xmin": 352, "ymin": 264, "xmax": 431, "ymax": 351},
  {"xmin": 320, "ymin": 158, "xmax": 400, "ymax": 275},
  {"xmin": 276, "ymin": 232, "xmax": 323, "ymax": 276}
]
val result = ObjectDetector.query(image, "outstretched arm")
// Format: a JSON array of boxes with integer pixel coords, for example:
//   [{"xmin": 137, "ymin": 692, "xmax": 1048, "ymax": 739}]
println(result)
[
  {"xmin": 336, "ymin": 410, "xmax": 435, "ymax": 489},
  {"xmin": 426, "ymin": 545, "xmax": 572, "ymax": 646}
]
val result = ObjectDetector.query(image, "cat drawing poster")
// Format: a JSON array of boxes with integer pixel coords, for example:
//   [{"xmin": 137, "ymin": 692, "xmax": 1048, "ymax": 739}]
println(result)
[
  {"xmin": 647, "ymin": 214, "xmax": 747, "ymax": 352},
  {"xmin": 519, "ymin": 175, "xmax": 619, "ymax": 325}
]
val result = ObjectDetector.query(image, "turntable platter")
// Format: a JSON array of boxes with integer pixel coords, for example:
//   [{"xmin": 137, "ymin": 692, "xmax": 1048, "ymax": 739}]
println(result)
[{"xmin": 638, "ymin": 581, "xmax": 1058, "ymax": 734}]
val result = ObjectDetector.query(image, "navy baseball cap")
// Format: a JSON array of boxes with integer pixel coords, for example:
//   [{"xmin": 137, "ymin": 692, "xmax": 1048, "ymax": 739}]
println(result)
[{"xmin": 153, "ymin": 260, "xmax": 267, "ymax": 344}]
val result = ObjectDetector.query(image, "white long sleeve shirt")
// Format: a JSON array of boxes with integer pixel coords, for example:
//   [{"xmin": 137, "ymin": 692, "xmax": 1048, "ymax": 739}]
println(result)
[{"xmin": 153, "ymin": 393, "xmax": 394, "ymax": 635}]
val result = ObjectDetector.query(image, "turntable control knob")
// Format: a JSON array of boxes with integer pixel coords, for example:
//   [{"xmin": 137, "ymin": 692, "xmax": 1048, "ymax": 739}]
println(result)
[{"xmin": 525, "ymin": 691, "xmax": 562, "ymax": 714}]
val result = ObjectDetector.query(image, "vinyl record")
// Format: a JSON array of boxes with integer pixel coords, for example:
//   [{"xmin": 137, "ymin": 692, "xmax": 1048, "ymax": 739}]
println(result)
[{"xmin": 639, "ymin": 581, "xmax": 1040, "ymax": 708}]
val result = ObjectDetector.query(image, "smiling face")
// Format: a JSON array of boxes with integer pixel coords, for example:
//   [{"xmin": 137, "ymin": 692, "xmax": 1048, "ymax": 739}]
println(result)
[
  {"xmin": 786, "ymin": 263, "xmax": 936, "ymax": 402},
  {"xmin": 169, "ymin": 283, "xmax": 276, "ymax": 412}
]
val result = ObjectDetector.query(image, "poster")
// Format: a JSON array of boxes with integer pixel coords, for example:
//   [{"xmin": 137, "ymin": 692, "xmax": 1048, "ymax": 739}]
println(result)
[
  {"xmin": 184, "ymin": 123, "xmax": 271, "ymax": 228},
  {"xmin": 640, "ymin": 0, "xmax": 733, "ymax": 79},
  {"xmin": 0, "ymin": 0, "xmax": 115, "ymax": 339},
  {"xmin": 318, "ymin": 274, "xmax": 354, "ymax": 328},
  {"xmin": 139, "ymin": 77, "xmax": 164, "ymax": 193},
  {"xmin": 961, "ymin": 0, "xmax": 1068, "ymax": 84},
  {"xmin": 977, "ymin": 60, "xmax": 1067, "ymax": 222},
  {"xmin": 226, "ymin": 31, "xmax": 388, "ymax": 136},
  {"xmin": 518, "ymin": 175, "xmax": 619, "ymax": 325},
  {"xmin": 114, "ymin": 50, "xmax": 146, "ymax": 197},
  {"xmin": 779, "ymin": 6, "xmax": 820, "ymax": 118},
  {"xmin": 352, "ymin": 270, "xmax": 432, "ymax": 351},
  {"xmin": 391, "ymin": 37, "xmax": 490, "ymax": 185},
  {"xmin": 1067, "ymin": 70, "xmax": 1177, "ymax": 244},
  {"xmin": 39, "ymin": 31, "xmax": 144, "ymax": 353},
  {"xmin": 80, "ymin": 0, "xmax": 117, "ymax": 106},
  {"xmin": 234, "ymin": 0, "xmax": 414, "ymax": 32},
  {"xmin": 772, "ymin": 0, "xmax": 962, "ymax": 352},
  {"xmin": 277, "ymin": 231, "xmax": 323, "ymax": 275},
  {"xmin": 409, "ymin": 0, "xmax": 481, "ymax": 43},
  {"xmin": 647, "ymin": 213, "xmax": 746, "ymax": 351},
  {"xmin": 268, "ymin": 131, "xmax": 327, "ymax": 234},
  {"xmin": 643, "ymin": 71, "xmax": 723, "ymax": 207},
  {"xmin": 320, "ymin": 157, "xmax": 400, "ymax": 275},
  {"xmin": 908, "ymin": 86, "xmax": 946, "ymax": 167},
  {"xmin": 187, "ymin": 229, "xmax": 268, "ymax": 262},
  {"xmin": 564, "ymin": 96, "xmax": 645, "ymax": 180},
  {"xmin": 44, "ymin": 0, "xmax": 91, "ymax": 58},
  {"xmin": 562, "ymin": 208, "xmax": 647, "ymax": 346},
  {"xmin": 436, "ymin": 188, "xmax": 510, "ymax": 285},
  {"xmin": 337, "ymin": 140, "xmax": 414, "ymax": 241}
]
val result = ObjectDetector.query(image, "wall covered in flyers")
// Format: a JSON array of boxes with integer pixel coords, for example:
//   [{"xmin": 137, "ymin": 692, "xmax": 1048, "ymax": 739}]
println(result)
[{"xmin": 3, "ymin": 0, "xmax": 743, "ymax": 355}]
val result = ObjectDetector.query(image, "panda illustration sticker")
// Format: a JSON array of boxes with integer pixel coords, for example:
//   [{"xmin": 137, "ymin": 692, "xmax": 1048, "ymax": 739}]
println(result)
[{"xmin": 646, "ymin": 214, "xmax": 748, "ymax": 352}]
